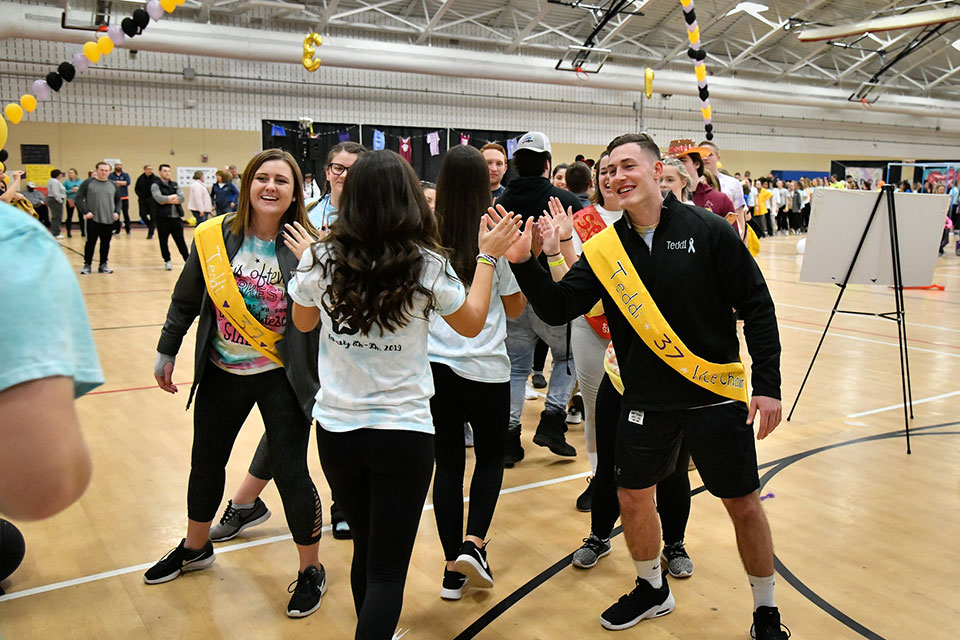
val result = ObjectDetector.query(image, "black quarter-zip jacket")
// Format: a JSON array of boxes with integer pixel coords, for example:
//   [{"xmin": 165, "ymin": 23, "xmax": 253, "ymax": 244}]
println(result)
[{"xmin": 510, "ymin": 191, "xmax": 781, "ymax": 411}]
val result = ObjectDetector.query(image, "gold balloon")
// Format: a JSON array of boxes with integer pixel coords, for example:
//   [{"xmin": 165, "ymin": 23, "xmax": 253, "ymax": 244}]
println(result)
[
  {"xmin": 4, "ymin": 103, "xmax": 24, "ymax": 125},
  {"xmin": 161, "ymin": 0, "xmax": 176, "ymax": 11},
  {"xmin": 0, "ymin": 116, "xmax": 7, "ymax": 149},
  {"xmin": 97, "ymin": 35, "xmax": 115, "ymax": 55},
  {"xmin": 302, "ymin": 32, "xmax": 322, "ymax": 72},
  {"xmin": 20, "ymin": 94, "xmax": 37, "ymax": 113},
  {"xmin": 83, "ymin": 41, "xmax": 102, "ymax": 63},
  {"xmin": 175, "ymin": 0, "xmax": 186, "ymax": 5}
]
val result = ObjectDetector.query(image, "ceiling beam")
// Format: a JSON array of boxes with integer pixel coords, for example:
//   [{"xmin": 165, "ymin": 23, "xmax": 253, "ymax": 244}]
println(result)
[
  {"xmin": 652, "ymin": 0, "xmax": 741, "ymax": 70},
  {"xmin": 505, "ymin": 2, "xmax": 553, "ymax": 53},
  {"xmin": 416, "ymin": 0, "xmax": 457, "ymax": 43}
]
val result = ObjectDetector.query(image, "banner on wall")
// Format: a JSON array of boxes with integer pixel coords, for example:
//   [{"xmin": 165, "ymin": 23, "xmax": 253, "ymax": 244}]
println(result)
[
  {"xmin": 177, "ymin": 166, "xmax": 217, "ymax": 188},
  {"xmin": 25, "ymin": 164, "xmax": 54, "ymax": 189}
]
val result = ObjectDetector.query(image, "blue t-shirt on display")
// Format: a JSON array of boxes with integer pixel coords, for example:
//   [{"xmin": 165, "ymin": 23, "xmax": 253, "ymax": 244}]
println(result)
[{"xmin": 0, "ymin": 202, "xmax": 104, "ymax": 397}]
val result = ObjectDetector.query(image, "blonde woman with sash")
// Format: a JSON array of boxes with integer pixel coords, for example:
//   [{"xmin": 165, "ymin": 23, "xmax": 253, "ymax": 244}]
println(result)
[{"xmin": 146, "ymin": 149, "xmax": 329, "ymax": 619}]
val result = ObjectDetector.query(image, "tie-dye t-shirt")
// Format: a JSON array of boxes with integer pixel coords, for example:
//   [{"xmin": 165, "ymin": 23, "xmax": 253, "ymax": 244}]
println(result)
[{"xmin": 210, "ymin": 234, "xmax": 287, "ymax": 375}]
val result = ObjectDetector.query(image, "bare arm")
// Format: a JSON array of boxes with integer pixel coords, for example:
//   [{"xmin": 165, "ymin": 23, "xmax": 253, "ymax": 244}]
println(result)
[
  {"xmin": 292, "ymin": 302, "xmax": 321, "ymax": 332},
  {"xmin": 501, "ymin": 291, "xmax": 526, "ymax": 318},
  {"xmin": 0, "ymin": 376, "xmax": 92, "ymax": 520}
]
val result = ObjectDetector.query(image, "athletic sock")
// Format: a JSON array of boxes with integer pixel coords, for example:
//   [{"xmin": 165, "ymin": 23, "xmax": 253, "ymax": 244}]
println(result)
[
  {"xmin": 634, "ymin": 557, "xmax": 662, "ymax": 589},
  {"xmin": 748, "ymin": 573, "xmax": 776, "ymax": 611},
  {"xmin": 232, "ymin": 501, "xmax": 256, "ymax": 510}
]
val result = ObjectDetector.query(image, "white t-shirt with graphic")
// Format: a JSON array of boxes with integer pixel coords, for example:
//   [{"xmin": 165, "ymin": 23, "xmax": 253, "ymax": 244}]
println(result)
[
  {"xmin": 289, "ymin": 246, "xmax": 466, "ymax": 434},
  {"xmin": 572, "ymin": 205, "xmax": 623, "ymax": 255},
  {"xmin": 428, "ymin": 257, "xmax": 519, "ymax": 383},
  {"xmin": 210, "ymin": 235, "xmax": 287, "ymax": 375}
]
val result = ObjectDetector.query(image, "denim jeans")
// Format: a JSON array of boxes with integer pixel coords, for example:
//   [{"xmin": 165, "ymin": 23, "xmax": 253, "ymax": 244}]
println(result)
[{"xmin": 506, "ymin": 305, "xmax": 577, "ymax": 429}]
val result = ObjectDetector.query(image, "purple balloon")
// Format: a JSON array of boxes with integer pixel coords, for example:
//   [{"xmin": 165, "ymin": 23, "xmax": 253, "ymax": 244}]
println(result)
[
  {"xmin": 72, "ymin": 52, "xmax": 89, "ymax": 73},
  {"xmin": 108, "ymin": 25, "xmax": 125, "ymax": 45},
  {"xmin": 146, "ymin": 0, "xmax": 164, "ymax": 21},
  {"xmin": 32, "ymin": 79, "xmax": 52, "ymax": 101}
]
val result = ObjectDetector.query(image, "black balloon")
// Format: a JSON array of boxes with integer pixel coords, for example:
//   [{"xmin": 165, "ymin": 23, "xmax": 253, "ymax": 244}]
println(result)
[
  {"xmin": 121, "ymin": 17, "xmax": 138, "ymax": 37},
  {"xmin": 0, "ymin": 149, "xmax": 7, "ymax": 164},
  {"xmin": 133, "ymin": 8, "xmax": 150, "ymax": 30},
  {"xmin": 45, "ymin": 72, "xmax": 63, "ymax": 92},
  {"xmin": 0, "ymin": 519, "xmax": 25, "ymax": 584},
  {"xmin": 705, "ymin": 123, "xmax": 714, "ymax": 133},
  {"xmin": 58, "ymin": 62, "xmax": 76, "ymax": 82},
  {"xmin": 705, "ymin": 131, "xmax": 714, "ymax": 141}
]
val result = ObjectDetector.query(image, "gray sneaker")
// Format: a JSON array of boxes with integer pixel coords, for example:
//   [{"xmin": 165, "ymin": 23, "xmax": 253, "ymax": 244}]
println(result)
[
  {"xmin": 164, "ymin": 261, "xmax": 172, "ymax": 271},
  {"xmin": 661, "ymin": 541, "xmax": 693, "ymax": 578},
  {"xmin": 209, "ymin": 498, "xmax": 271, "ymax": 542},
  {"xmin": 572, "ymin": 533, "xmax": 611, "ymax": 569},
  {"xmin": 80, "ymin": 264, "xmax": 91, "ymax": 275}
]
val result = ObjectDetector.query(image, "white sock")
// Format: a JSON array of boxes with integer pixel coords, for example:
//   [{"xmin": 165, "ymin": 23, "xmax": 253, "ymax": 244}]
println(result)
[
  {"xmin": 232, "ymin": 501, "xmax": 255, "ymax": 510},
  {"xmin": 635, "ymin": 557, "xmax": 662, "ymax": 589},
  {"xmin": 748, "ymin": 573, "xmax": 776, "ymax": 610}
]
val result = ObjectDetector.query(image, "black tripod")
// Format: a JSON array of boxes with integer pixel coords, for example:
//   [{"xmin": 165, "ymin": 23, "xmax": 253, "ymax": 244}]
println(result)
[{"xmin": 787, "ymin": 184, "xmax": 914, "ymax": 453}]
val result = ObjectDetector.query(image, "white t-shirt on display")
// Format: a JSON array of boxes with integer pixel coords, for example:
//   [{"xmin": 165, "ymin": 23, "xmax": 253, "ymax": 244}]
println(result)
[
  {"xmin": 428, "ymin": 257, "xmax": 519, "ymax": 383},
  {"xmin": 289, "ymin": 246, "xmax": 466, "ymax": 434},
  {"xmin": 572, "ymin": 205, "xmax": 623, "ymax": 255}
]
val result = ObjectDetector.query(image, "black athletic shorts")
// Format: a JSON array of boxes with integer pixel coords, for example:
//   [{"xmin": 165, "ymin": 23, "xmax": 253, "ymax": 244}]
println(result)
[{"xmin": 614, "ymin": 401, "xmax": 759, "ymax": 499}]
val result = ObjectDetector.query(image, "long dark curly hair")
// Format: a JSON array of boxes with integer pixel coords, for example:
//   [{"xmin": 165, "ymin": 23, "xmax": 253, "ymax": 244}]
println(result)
[{"xmin": 314, "ymin": 150, "xmax": 444, "ymax": 335}]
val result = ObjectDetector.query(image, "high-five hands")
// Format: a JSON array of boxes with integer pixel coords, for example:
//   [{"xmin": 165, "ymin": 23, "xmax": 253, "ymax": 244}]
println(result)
[{"xmin": 478, "ymin": 204, "xmax": 523, "ymax": 260}]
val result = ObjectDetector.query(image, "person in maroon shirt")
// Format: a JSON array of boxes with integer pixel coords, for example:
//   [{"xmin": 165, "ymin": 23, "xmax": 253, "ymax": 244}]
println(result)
[{"xmin": 664, "ymin": 139, "xmax": 735, "ymax": 219}]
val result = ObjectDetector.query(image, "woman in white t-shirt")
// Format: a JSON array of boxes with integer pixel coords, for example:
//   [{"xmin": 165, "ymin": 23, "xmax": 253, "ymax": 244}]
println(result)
[
  {"xmin": 426, "ymin": 145, "xmax": 526, "ymax": 601},
  {"xmin": 289, "ymin": 150, "xmax": 522, "ymax": 640}
]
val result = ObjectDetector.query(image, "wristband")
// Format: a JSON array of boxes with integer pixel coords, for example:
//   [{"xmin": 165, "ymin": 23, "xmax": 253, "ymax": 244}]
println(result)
[
  {"xmin": 477, "ymin": 252, "xmax": 496, "ymax": 267},
  {"xmin": 560, "ymin": 235, "xmax": 573, "ymax": 242},
  {"xmin": 548, "ymin": 256, "xmax": 566, "ymax": 268},
  {"xmin": 546, "ymin": 252, "xmax": 562, "ymax": 258}
]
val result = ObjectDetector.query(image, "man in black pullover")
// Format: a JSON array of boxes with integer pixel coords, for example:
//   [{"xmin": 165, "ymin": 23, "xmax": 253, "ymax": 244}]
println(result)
[
  {"xmin": 495, "ymin": 132, "xmax": 584, "ymax": 466},
  {"xmin": 505, "ymin": 133, "xmax": 789, "ymax": 640}
]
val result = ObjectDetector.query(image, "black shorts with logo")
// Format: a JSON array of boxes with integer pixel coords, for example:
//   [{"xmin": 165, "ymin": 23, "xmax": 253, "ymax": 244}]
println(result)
[{"xmin": 614, "ymin": 401, "xmax": 759, "ymax": 499}]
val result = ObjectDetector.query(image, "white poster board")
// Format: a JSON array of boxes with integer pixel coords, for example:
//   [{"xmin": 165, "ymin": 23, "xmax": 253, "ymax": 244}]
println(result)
[
  {"xmin": 799, "ymin": 189, "xmax": 948, "ymax": 287},
  {"xmin": 176, "ymin": 166, "xmax": 217, "ymax": 189}
]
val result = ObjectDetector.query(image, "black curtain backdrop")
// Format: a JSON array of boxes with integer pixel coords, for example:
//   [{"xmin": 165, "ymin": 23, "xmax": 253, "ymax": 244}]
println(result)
[
  {"xmin": 450, "ymin": 128, "xmax": 526, "ymax": 186},
  {"xmin": 261, "ymin": 120, "xmax": 360, "ymax": 180},
  {"xmin": 360, "ymin": 125, "xmax": 449, "ymax": 182}
]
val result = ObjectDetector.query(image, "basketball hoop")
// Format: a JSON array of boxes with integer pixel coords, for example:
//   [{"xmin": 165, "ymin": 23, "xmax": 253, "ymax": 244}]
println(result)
[{"xmin": 575, "ymin": 66, "xmax": 591, "ymax": 81}]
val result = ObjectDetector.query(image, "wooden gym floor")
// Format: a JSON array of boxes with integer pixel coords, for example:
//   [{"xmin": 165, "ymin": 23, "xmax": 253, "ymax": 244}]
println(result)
[{"xmin": 1, "ymin": 225, "xmax": 958, "ymax": 639}]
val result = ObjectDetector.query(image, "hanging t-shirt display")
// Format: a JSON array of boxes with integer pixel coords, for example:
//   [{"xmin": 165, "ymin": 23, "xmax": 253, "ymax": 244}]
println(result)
[
  {"xmin": 426, "ymin": 131, "xmax": 441, "ymax": 157},
  {"xmin": 398, "ymin": 137, "xmax": 413, "ymax": 162},
  {"xmin": 339, "ymin": 131, "xmax": 351, "ymax": 142},
  {"xmin": 372, "ymin": 129, "xmax": 386, "ymax": 151},
  {"xmin": 210, "ymin": 234, "xmax": 287, "ymax": 375},
  {"xmin": 506, "ymin": 138, "xmax": 518, "ymax": 159},
  {"xmin": 459, "ymin": 133, "xmax": 470, "ymax": 146}
]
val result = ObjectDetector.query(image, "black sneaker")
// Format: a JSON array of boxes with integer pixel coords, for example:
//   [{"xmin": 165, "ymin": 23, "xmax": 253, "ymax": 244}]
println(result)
[
  {"xmin": 286, "ymin": 564, "xmax": 326, "ymax": 618},
  {"xmin": 454, "ymin": 540, "xmax": 493, "ymax": 588},
  {"xmin": 531, "ymin": 371, "xmax": 547, "ymax": 389},
  {"xmin": 143, "ymin": 539, "xmax": 215, "ymax": 584},
  {"xmin": 599, "ymin": 577, "xmax": 674, "ymax": 631},
  {"xmin": 503, "ymin": 427, "xmax": 524, "ymax": 468},
  {"xmin": 576, "ymin": 477, "xmax": 593, "ymax": 512},
  {"xmin": 751, "ymin": 606, "xmax": 791, "ymax": 639},
  {"xmin": 209, "ymin": 498, "xmax": 271, "ymax": 542},
  {"xmin": 440, "ymin": 569, "xmax": 469, "ymax": 601},
  {"xmin": 661, "ymin": 541, "xmax": 693, "ymax": 578},
  {"xmin": 533, "ymin": 410, "xmax": 576, "ymax": 457},
  {"xmin": 331, "ymin": 503, "xmax": 351, "ymax": 541},
  {"xmin": 571, "ymin": 533, "xmax": 611, "ymax": 569}
]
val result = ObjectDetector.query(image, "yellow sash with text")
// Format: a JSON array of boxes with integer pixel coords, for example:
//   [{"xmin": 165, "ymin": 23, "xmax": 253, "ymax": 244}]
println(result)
[
  {"xmin": 194, "ymin": 215, "xmax": 284, "ymax": 367},
  {"xmin": 581, "ymin": 226, "xmax": 747, "ymax": 403}
]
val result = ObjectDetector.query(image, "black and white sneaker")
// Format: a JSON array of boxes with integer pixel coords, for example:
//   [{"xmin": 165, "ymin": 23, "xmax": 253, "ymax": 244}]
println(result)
[
  {"xmin": 286, "ymin": 564, "xmax": 327, "ymax": 618},
  {"xmin": 143, "ymin": 539, "xmax": 215, "ymax": 584},
  {"xmin": 571, "ymin": 533, "xmax": 611, "ymax": 569},
  {"xmin": 440, "ymin": 569, "xmax": 469, "ymax": 600},
  {"xmin": 209, "ymin": 498, "xmax": 271, "ymax": 542},
  {"xmin": 661, "ymin": 541, "xmax": 694, "ymax": 578},
  {"xmin": 750, "ymin": 606, "xmax": 791, "ymax": 639},
  {"xmin": 599, "ymin": 577, "xmax": 674, "ymax": 631},
  {"xmin": 454, "ymin": 540, "xmax": 493, "ymax": 588}
]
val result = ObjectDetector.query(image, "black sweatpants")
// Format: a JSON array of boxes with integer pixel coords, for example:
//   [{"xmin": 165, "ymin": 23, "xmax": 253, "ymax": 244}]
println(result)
[
  {"xmin": 316, "ymin": 426, "xmax": 434, "ymax": 640},
  {"xmin": 113, "ymin": 198, "xmax": 130, "ymax": 233},
  {"xmin": 532, "ymin": 338, "xmax": 548, "ymax": 372},
  {"xmin": 83, "ymin": 220, "xmax": 114, "ymax": 266},
  {"xmin": 592, "ymin": 375, "xmax": 692, "ymax": 545},
  {"xmin": 65, "ymin": 202, "xmax": 85, "ymax": 236},
  {"xmin": 156, "ymin": 216, "xmax": 190, "ymax": 262},
  {"xmin": 430, "ymin": 363, "xmax": 508, "ymax": 560},
  {"xmin": 138, "ymin": 197, "xmax": 155, "ymax": 235},
  {"xmin": 189, "ymin": 365, "xmax": 321, "ymax": 546}
]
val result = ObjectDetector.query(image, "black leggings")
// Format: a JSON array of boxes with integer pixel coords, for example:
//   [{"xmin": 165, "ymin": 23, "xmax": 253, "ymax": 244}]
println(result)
[
  {"xmin": 157, "ymin": 216, "xmax": 190, "ymax": 262},
  {"xmin": 592, "ymin": 375, "xmax": 691, "ymax": 545},
  {"xmin": 247, "ymin": 431, "xmax": 338, "ymax": 521},
  {"xmin": 532, "ymin": 338, "xmax": 548, "ymax": 372},
  {"xmin": 430, "ymin": 363, "xmax": 508, "ymax": 560},
  {"xmin": 189, "ymin": 364, "xmax": 321, "ymax": 546},
  {"xmin": 65, "ymin": 202, "xmax": 85, "ymax": 236},
  {"xmin": 316, "ymin": 426, "xmax": 434, "ymax": 640}
]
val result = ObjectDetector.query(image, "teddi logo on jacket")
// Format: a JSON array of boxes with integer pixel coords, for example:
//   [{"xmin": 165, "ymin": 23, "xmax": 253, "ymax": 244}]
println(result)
[{"xmin": 666, "ymin": 238, "xmax": 696, "ymax": 254}]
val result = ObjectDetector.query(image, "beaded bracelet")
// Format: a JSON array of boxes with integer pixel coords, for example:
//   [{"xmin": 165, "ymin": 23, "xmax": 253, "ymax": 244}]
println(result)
[{"xmin": 477, "ymin": 253, "xmax": 496, "ymax": 267}]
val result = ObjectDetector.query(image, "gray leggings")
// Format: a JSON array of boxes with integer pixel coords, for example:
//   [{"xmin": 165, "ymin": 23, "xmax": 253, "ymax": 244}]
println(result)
[{"xmin": 570, "ymin": 316, "xmax": 608, "ymax": 476}]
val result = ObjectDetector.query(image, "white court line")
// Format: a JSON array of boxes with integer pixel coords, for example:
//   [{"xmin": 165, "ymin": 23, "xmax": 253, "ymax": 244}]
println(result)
[
  {"xmin": 846, "ymin": 390, "xmax": 960, "ymax": 418},
  {"xmin": 779, "ymin": 303, "xmax": 960, "ymax": 334},
  {"xmin": 0, "ymin": 470, "xmax": 589, "ymax": 603},
  {"xmin": 780, "ymin": 324, "xmax": 960, "ymax": 359}
]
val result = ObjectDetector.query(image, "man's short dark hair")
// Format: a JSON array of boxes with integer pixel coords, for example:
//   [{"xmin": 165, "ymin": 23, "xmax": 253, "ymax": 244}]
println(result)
[
  {"xmin": 565, "ymin": 162, "xmax": 592, "ymax": 193},
  {"xmin": 513, "ymin": 149, "xmax": 551, "ymax": 178},
  {"xmin": 96, "ymin": 161, "xmax": 110, "ymax": 170},
  {"xmin": 686, "ymin": 152, "xmax": 704, "ymax": 177},
  {"xmin": 158, "ymin": 164, "xmax": 171, "ymax": 171},
  {"xmin": 606, "ymin": 133, "xmax": 661, "ymax": 164},
  {"xmin": 50, "ymin": 169, "xmax": 62, "ymax": 179}
]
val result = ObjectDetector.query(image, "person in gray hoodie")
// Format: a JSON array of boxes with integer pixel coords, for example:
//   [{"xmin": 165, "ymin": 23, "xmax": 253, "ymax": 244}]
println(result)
[{"xmin": 74, "ymin": 162, "xmax": 121, "ymax": 274}]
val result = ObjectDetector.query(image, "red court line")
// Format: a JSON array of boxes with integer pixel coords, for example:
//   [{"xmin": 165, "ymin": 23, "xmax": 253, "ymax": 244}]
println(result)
[
  {"xmin": 780, "ymin": 316, "xmax": 960, "ymax": 351},
  {"xmin": 87, "ymin": 381, "xmax": 192, "ymax": 396},
  {"xmin": 83, "ymin": 288, "xmax": 171, "ymax": 296}
]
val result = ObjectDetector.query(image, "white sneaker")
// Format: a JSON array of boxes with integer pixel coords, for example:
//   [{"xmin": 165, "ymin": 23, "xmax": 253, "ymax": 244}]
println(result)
[
  {"xmin": 164, "ymin": 261, "xmax": 172, "ymax": 271},
  {"xmin": 55, "ymin": 234, "xmax": 65, "ymax": 239},
  {"xmin": 525, "ymin": 383, "xmax": 538, "ymax": 400}
]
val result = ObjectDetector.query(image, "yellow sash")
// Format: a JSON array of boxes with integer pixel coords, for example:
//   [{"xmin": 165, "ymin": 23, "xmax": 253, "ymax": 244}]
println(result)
[
  {"xmin": 582, "ymin": 226, "xmax": 747, "ymax": 403},
  {"xmin": 194, "ymin": 215, "xmax": 284, "ymax": 367}
]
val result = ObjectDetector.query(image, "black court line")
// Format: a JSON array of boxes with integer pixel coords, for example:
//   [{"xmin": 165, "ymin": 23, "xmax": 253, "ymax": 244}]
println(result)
[
  {"xmin": 453, "ymin": 421, "xmax": 959, "ymax": 640},
  {"xmin": 91, "ymin": 323, "xmax": 164, "ymax": 332}
]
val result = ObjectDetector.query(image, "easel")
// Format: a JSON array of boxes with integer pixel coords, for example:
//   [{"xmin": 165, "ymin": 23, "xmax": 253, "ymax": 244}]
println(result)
[{"xmin": 788, "ymin": 184, "xmax": 914, "ymax": 453}]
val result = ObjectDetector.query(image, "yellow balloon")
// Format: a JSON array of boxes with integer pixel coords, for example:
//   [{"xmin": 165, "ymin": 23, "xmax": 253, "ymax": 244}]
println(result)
[
  {"xmin": 20, "ymin": 94, "xmax": 37, "ymax": 113},
  {"xmin": 83, "ymin": 41, "xmax": 102, "ymax": 63},
  {"xmin": 97, "ymin": 35, "xmax": 115, "ymax": 55},
  {"xmin": 302, "ymin": 32, "xmax": 322, "ymax": 72},
  {"xmin": 175, "ymin": 0, "xmax": 186, "ymax": 5},
  {"xmin": 4, "ymin": 103, "xmax": 24, "ymax": 125},
  {"xmin": 161, "ymin": 0, "xmax": 176, "ymax": 12},
  {"xmin": 0, "ymin": 116, "xmax": 7, "ymax": 149}
]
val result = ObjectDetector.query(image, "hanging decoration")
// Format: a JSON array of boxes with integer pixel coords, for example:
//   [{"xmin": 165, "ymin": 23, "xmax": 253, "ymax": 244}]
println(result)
[
  {"xmin": 20, "ymin": 95, "xmax": 38, "ymax": 113},
  {"xmin": 302, "ymin": 32, "xmax": 323, "ymax": 72},
  {"xmin": 679, "ymin": 0, "xmax": 714, "ymax": 141}
]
